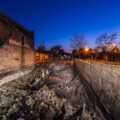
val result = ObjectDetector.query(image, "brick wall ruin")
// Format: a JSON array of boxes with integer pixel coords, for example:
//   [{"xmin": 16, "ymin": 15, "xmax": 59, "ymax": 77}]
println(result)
[{"xmin": 0, "ymin": 12, "xmax": 35, "ymax": 74}]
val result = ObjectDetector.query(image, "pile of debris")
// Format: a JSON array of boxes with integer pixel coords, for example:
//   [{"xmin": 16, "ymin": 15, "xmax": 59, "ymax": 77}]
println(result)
[
  {"xmin": 0, "ymin": 65, "xmax": 50, "ymax": 120},
  {"xmin": 0, "ymin": 63, "xmax": 106, "ymax": 120},
  {"xmin": 47, "ymin": 63, "xmax": 106, "ymax": 120}
]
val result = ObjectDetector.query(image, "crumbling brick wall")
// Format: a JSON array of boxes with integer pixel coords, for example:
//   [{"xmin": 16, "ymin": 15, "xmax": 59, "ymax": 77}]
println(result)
[
  {"xmin": 0, "ymin": 44, "xmax": 34, "ymax": 73},
  {"xmin": 0, "ymin": 12, "xmax": 34, "ymax": 74}
]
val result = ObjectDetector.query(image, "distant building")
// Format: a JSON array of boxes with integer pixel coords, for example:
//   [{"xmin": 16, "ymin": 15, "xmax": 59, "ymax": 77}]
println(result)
[
  {"xmin": 36, "ymin": 51, "xmax": 49, "ymax": 63},
  {"xmin": 0, "ymin": 11, "xmax": 35, "ymax": 74}
]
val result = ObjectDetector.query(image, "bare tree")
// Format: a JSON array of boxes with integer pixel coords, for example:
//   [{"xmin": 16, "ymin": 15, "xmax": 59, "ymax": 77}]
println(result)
[
  {"xmin": 70, "ymin": 34, "xmax": 88, "ymax": 50},
  {"xmin": 95, "ymin": 33, "xmax": 117, "ymax": 52},
  {"xmin": 110, "ymin": 33, "xmax": 117, "ymax": 43}
]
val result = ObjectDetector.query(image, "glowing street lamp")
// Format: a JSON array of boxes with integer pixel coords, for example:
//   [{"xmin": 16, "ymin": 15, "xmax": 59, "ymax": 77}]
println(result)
[
  {"xmin": 84, "ymin": 47, "xmax": 89, "ymax": 60},
  {"xmin": 112, "ymin": 43, "xmax": 117, "ymax": 47},
  {"xmin": 112, "ymin": 43, "xmax": 117, "ymax": 65},
  {"xmin": 84, "ymin": 47, "xmax": 89, "ymax": 52},
  {"xmin": 90, "ymin": 49, "xmax": 93, "ymax": 63}
]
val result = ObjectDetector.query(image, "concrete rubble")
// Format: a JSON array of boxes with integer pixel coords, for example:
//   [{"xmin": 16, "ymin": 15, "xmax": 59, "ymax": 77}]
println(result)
[{"xmin": 0, "ymin": 63, "xmax": 106, "ymax": 120}]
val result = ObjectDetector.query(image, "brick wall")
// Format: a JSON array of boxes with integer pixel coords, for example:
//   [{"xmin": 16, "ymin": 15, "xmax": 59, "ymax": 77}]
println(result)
[
  {"xmin": 0, "ymin": 44, "xmax": 34, "ymax": 73},
  {"xmin": 0, "ymin": 12, "xmax": 35, "ymax": 74}
]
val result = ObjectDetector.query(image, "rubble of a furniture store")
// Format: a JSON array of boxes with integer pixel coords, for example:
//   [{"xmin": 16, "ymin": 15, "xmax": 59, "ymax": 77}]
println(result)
[{"xmin": 0, "ymin": 63, "xmax": 106, "ymax": 120}]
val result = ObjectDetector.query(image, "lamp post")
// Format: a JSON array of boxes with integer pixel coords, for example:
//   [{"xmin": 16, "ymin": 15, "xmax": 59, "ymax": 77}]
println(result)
[
  {"xmin": 105, "ymin": 53, "xmax": 107, "ymax": 64},
  {"xmin": 104, "ymin": 46, "xmax": 107, "ymax": 64},
  {"xmin": 91, "ymin": 51, "xmax": 94, "ymax": 63},
  {"xmin": 84, "ymin": 47, "xmax": 89, "ymax": 61},
  {"xmin": 84, "ymin": 47, "xmax": 89, "ymax": 52},
  {"xmin": 112, "ymin": 43, "xmax": 117, "ymax": 65},
  {"xmin": 89, "ymin": 49, "xmax": 93, "ymax": 63}
]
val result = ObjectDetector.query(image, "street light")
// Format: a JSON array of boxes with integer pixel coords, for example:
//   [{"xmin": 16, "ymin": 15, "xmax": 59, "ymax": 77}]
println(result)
[
  {"xmin": 90, "ymin": 50, "xmax": 93, "ymax": 63},
  {"xmin": 112, "ymin": 43, "xmax": 117, "ymax": 47},
  {"xmin": 112, "ymin": 43, "xmax": 117, "ymax": 65},
  {"xmin": 84, "ymin": 47, "xmax": 89, "ymax": 52},
  {"xmin": 104, "ymin": 46, "xmax": 108, "ymax": 64},
  {"xmin": 84, "ymin": 47, "xmax": 89, "ymax": 60}
]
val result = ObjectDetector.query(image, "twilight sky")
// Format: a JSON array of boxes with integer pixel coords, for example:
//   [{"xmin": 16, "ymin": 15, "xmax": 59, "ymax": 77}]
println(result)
[{"xmin": 1, "ymin": 0, "xmax": 120, "ymax": 52}]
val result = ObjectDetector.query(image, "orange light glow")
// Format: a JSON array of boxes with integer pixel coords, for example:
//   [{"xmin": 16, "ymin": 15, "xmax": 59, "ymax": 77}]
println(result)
[
  {"xmin": 84, "ymin": 47, "xmax": 89, "ymax": 52},
  {"xmin": 112, "ymin": 43, "xmax": 117, "ymax": 47}
]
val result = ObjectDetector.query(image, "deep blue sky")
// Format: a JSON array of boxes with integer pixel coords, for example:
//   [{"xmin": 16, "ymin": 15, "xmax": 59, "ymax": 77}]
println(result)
[{"xmin": 1, "ymin": 0, "xmax": 120, "ymax": 52}]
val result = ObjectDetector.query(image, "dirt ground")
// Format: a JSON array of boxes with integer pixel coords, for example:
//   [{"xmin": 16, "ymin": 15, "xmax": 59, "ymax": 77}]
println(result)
[{"xmin": 0, "ymin": 63, "xmax": 106, "ymax": 120}]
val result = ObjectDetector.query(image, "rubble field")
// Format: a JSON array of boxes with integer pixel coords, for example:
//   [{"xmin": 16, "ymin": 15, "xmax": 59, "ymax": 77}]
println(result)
[{"xmin": 0, "ymin": 63, "xmax": 107, "ymax": 120}]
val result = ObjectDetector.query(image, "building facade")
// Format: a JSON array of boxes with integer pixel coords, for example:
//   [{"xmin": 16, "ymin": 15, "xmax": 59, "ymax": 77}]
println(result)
[
  {"xmin": 36, "ymin": 51, "xmax": 49, "ymax": 63},
  {"xmin": 0, "ymin": 12, "xmax": 35, "ymax": 74}
]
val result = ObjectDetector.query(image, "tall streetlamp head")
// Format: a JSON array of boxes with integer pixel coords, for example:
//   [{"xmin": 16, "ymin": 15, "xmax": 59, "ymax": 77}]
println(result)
[
  {"xmin": 84, "ymin": 47, "xmax": 89, "ymax": 52},
  {"xmin": 112, "ymin": 43, "xmax": 117, "ymax": 47}
]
